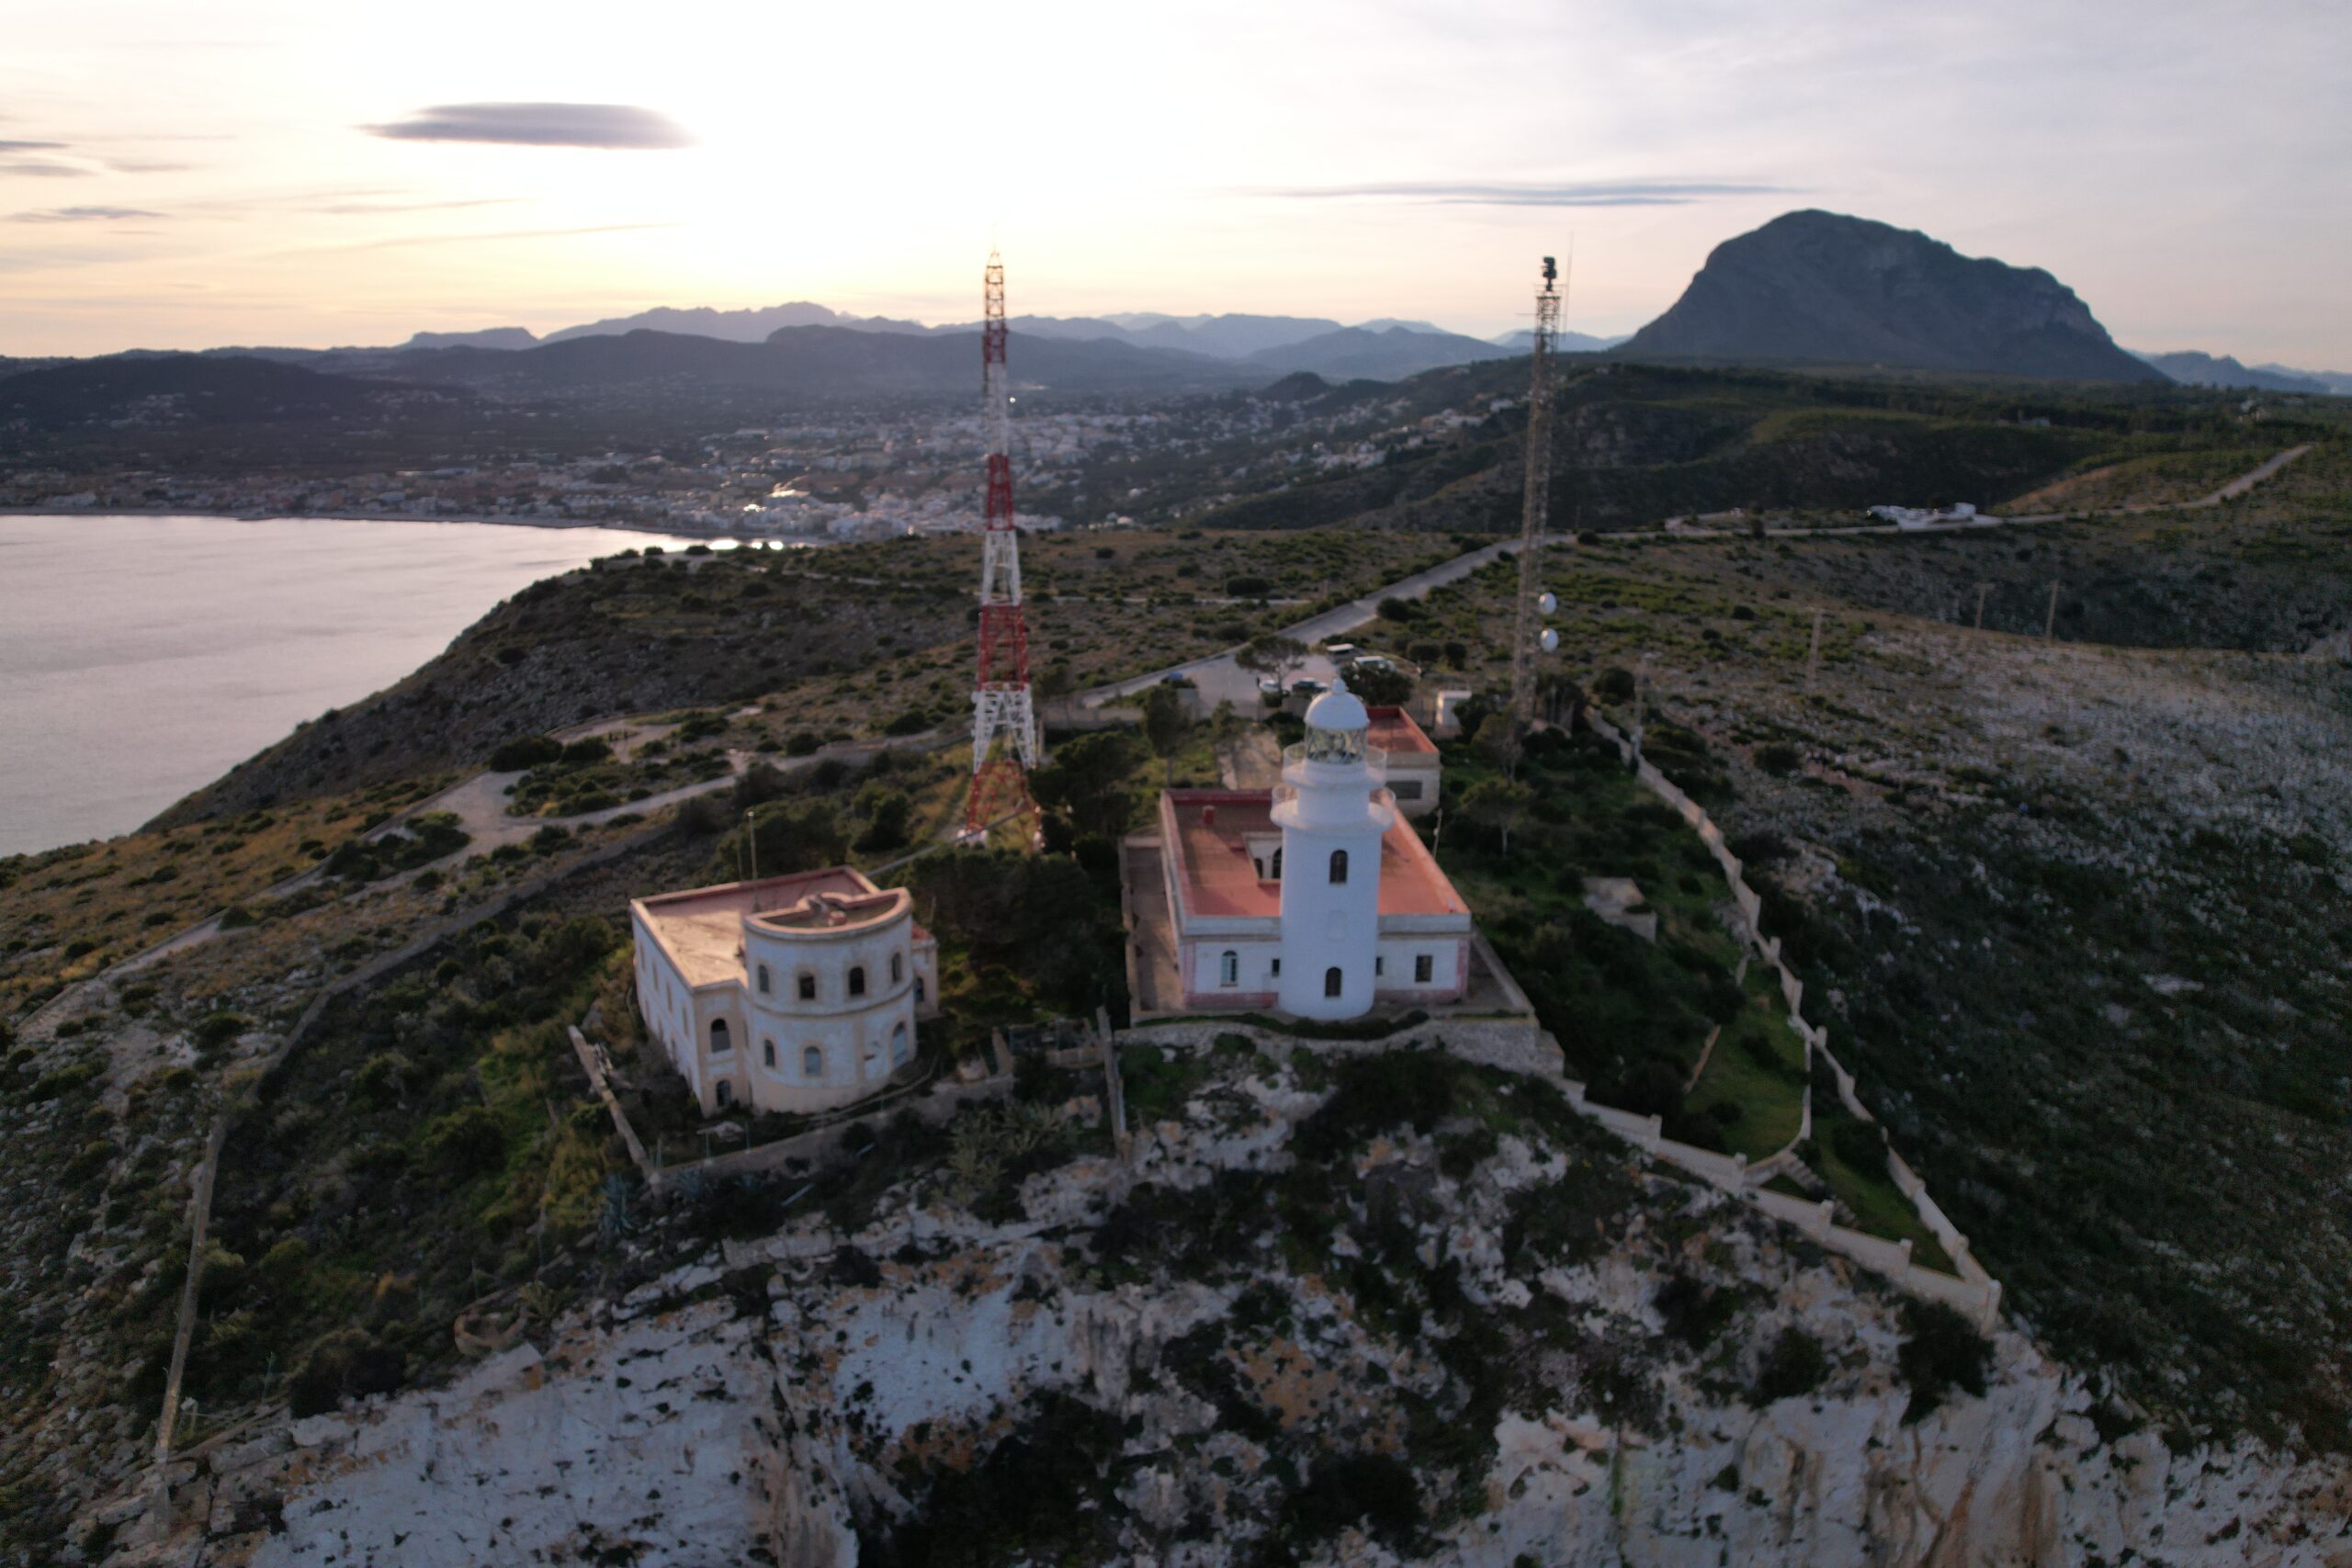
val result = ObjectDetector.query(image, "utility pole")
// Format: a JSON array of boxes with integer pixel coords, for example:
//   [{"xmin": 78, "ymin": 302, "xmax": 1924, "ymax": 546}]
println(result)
[
  {"xmin": 1974, "ymin": 582, "xmax": 1990, "ymax": 631},
  {"xmin": 1510, "ymin": 254, "xmax": 1565, "ymax": 729},
  {"xmin": 1804, "ymin": 608, "xmax": 1825, "ymax": 690},
  {"xmin": 2045, "ymin": 581, "xmax": 2062, "ymax": 640},
  {"xmin": 745, "ymin": 809, "xmax": 758, "ymax": 882},
  {"xmin": 1633, "ymin": 654, "xmax": 1650, "ymax": 766}
]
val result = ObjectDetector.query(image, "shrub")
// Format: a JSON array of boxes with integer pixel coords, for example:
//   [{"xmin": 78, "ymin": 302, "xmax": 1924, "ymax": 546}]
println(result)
[
  {"xmin": 1897, "ymin": 1302, "xmax": 1990, "ymax": 1422},
  {"xmin": 1751, "ymin": 1325, "xmax": 1828, "ymax": 1404},
  {"xmin": 488, "ymin": 735, "xmax": 565, "ymax": 772},
  {"xmin": 1826, "ymin": 1115, "xmax": 1890, "ymax": 1182},
  {"xmin": 1754, "ymin": 742, "xmax": 1803, "ymax": 776},
  {"xmin": 193, "ymin": 1011, "xmax": 252, "ymax": 1055},
  {"xmin": 422, "ymin": 1105, "xmax": 506, "ymax": 1179},
  {"xmin": 287, "ymin": 1330, "xmax": 405, "ymax": 1417},
  {"xmin": 1284, "ymin": 1451, "xmax": 1421, "ymax": 1550}
]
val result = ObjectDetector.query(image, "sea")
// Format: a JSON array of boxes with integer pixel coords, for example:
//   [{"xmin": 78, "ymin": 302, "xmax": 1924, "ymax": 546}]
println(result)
[{"xmin": 0, "ymin": 514, "xmax": 741, "ymax": 859}]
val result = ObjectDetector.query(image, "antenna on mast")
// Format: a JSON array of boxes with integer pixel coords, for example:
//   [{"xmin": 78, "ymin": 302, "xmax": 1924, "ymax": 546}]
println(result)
[
  {"xmin": 964, "ymin": 250, "xmax": 1043, "ymax": 839},
  {"xmin": 1510, "ymin": 254, "xmax": 1566, "ymax": 728}
]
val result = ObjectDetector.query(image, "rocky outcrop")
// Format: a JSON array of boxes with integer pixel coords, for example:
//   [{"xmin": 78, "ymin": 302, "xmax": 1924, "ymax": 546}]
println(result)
[{"xmin": 112, "ymin": 1043, "xmax": 2352, "ymax": 1566}]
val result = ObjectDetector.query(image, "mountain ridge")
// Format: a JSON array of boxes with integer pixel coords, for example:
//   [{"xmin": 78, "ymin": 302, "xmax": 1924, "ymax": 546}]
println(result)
[{"xmin": 1617, "ymin": 209, "xmax": 2164, "ymax": 382}]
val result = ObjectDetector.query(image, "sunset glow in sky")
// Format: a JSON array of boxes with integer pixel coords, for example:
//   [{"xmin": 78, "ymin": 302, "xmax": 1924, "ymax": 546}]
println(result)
[{"xmin": 6, "ymin": 0, "xmax": 2347, "ymax": 364}]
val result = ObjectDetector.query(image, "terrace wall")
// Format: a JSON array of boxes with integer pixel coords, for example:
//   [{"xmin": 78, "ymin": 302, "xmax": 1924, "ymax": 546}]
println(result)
[{"xmin": 1571, "ymin": 710, "xmax": 2002, "ymax": 1328}]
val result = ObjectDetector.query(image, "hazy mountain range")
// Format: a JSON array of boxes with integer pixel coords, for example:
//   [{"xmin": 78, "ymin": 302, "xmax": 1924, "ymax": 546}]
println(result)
[{"xmin": 6, "ymin": 211, "xmax": 2343, "ymax": 423}]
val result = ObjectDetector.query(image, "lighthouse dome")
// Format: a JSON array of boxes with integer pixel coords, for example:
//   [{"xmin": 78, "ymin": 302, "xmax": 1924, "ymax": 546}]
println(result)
[
  {"xmin": 1304, "ymin": 678, "xmax": 1368, "ymax": 734},
  {"xmin": 1301, "ymin": 677, "xmax": 1371, "ymax": 765}
]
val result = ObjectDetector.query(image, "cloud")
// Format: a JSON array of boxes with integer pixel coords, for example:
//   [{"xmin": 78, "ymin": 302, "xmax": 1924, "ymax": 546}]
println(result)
[
  {"xmin": 0, "ymin": 140, "xmax": 67, "ymax": 152},
  {"xmin": 317, "ymin": 196, "xmax": 519, "ymax": 215},
  {"xmin": 363, "ymin": 103, "xmax": 695, "ymax": 150},
  {"xmin": 11, "ymin": 206, "xmax": 164, "ymax": 222},
  {"xmin": 106, "ymin": 159, "xmax": 198, "ymax": 174},
  {"xmin": 0, "ymin": 161, "xmax": 94, "ymax": 177},
  {"xmin": 322, "ymin": 220, "xmax": 681, "ymax": 252},
  {"xmin": 1258, "ymin": 178, "xmax": 1796, "ymax": 207}
]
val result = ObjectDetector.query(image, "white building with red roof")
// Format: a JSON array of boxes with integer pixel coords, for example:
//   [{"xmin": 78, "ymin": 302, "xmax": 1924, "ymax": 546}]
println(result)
[
  {"xmin": 1143, "ymin": 682, "xmax": 1473, "ymax": 1021},
  {"xmin": 630, "ymin": 867, "xmax": 941, "ymax": 1116}
]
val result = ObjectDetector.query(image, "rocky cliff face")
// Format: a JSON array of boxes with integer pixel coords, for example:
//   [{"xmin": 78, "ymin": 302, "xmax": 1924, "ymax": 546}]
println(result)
[
  {"xmin": 110, "ymin": 1043, "xmax": 2352, "ymax": 1567},
  {"xmin": 1619, "ymin": 211, "xmax": 2165, "ymax": 383}
]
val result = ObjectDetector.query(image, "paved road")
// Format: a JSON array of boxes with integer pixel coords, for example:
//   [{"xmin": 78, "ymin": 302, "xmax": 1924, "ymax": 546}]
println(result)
[
  {"xmin": 1666, "ymin": 445, "xmax": 2313, "ymax": 538},
  {"xmin": 1085, "ymin": 536, "xmax": 1522, "ymax": 713}
]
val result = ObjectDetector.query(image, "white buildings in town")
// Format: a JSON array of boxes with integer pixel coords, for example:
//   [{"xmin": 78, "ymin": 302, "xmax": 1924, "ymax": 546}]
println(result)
[{"xmin": 630, "ymin": 867, "xmax": 941, "ymax": 1116}]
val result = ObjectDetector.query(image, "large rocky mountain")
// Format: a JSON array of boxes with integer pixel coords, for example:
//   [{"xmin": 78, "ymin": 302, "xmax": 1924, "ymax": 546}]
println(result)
[{"xmin": 1617, "ymin": 210, "xmax": 2164, "ymax": 381}]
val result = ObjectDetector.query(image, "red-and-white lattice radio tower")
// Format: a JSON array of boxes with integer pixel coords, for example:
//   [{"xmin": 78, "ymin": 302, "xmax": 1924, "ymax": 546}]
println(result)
[{"xmin": 964, "ymin": 250, "xmax": 1043, "ymax": 836}]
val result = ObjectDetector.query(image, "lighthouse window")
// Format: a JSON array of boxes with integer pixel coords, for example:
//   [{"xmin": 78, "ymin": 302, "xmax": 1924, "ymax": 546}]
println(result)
[
  {"xmin": 848, "ymin": 965, "xmax": 867, "ymax": 998},
  {"xmin": 890, "ymin": 952, "xmax": 903, "ymax": 985},
  {"xmin": 1329, "ymin": 849, "xmax": 1349, "ymax": 885},
  {"xmin": 755, "ymin": 964, "xmax": 770, "ymax": 995},
  {"xmin": 797, "ymin": 972, "xmax": 818, "ymax": 1001},
  {"xmin": 803, "ymin": 1045, "xmax": 824, "ymax": 1079},
  {"xmin": 1324, "ymin": 966, "xmax": 1343, "ymax": 998},
  {"xmin": 763, "ymin": 1039, "xmax": 776, "ymax": 1069},
  {"xmin": 1218, "ymin": 950, "xmax": 1238, "ymax": 987}
]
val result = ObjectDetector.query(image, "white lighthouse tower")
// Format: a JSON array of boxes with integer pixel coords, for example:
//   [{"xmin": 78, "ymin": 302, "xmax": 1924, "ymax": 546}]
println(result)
[{"xmin": 1272, "ymin": 679, "xmax": 1394, "ymax": 1020}]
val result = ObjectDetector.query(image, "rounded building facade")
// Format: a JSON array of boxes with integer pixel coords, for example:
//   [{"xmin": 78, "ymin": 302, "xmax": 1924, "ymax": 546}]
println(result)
[{"xmin": 631, "ymin": 869, "xmax": 939, "ymax": 1117}]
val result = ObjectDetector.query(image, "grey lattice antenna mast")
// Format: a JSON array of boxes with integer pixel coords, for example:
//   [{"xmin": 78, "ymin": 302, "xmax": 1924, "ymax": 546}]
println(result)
[{"xmin": 1510, "ymin": 252, "xmax": 1565, "ymax": 727}]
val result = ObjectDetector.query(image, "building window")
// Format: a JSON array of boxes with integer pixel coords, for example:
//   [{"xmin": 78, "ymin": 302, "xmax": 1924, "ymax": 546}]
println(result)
[
  {"xmin": 1414, "ymin": 953, "xmax": 1433, "ymax": 985},
  {"xmin": 763, "ymin": 1039, "xmax": 776, "ymax": 1069},
  {"xmin": 914, "ymin": 976, "xmax": 926, "ymax": 1005},
  {"xmin": 1271, "ymin": 957, "xmax": 1281, "ymax": 977},
  {"xmin": 1218, "ymin": 950, "xmax": 1238, "ymax": 987},
  {"xmin": 1375, "ymin": 956, "xmax": 1385, "ymax": 976},
  {"xmin": 891, "ymin": 1021, "xmax": 910, "ymax": 1065},
  {"xmin": 716, "ymin": 1080, "xmax": 734, "ymax": 1109},
  {"xmin": 1324, "ymin": 966, "xmax": 1343, "ymax": 998},
  {"xmin": 1391, "ymin": 779, "xmax": 1423, "ymax": 800},
  {"xmin": 848, "ymin": 965, "xmax": 867, "ymax": 998},
  {"xmin": 755, "ymin": 963, "xmax": 770, "ymax": 995},
  {"xmin": 797, "ymin": 972, "xmax": 817, "ymax": 1001},
  {"xmin": 709, "ymin": 1019, "xmax": 731, "ymax": 1055},
  {"xmin": 802, "ymin": 1045, "xmax": 824, "ymax": 1079},
  {"xmin": 890, "ymin": 952, "xmax": 904, "ymax": 985},
  {"xmin": 1329, "ymin": 849, "xmax": 1348, "ymax": 885}
]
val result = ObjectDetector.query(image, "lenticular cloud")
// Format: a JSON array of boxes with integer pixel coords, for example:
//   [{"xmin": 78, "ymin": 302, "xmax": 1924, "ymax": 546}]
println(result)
[{"xmin": 364, "ymin": 103, "xmax": 694, "ymax": 150}]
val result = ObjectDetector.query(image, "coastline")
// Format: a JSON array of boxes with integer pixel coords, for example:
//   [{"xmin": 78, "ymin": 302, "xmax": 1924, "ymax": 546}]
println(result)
[{"xmin": 0, "ymin": 504, "xmax": 734, "ymax": 537}]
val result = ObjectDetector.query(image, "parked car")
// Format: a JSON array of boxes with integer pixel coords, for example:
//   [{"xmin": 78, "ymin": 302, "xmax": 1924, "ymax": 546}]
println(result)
[
  {"xmin": 1257, "ymin": 677, "xmax": 1285, "ymax": 698},
  {"xmin": 1289, "ymin": 678, "xmax": 1329, "ymax": 698}
]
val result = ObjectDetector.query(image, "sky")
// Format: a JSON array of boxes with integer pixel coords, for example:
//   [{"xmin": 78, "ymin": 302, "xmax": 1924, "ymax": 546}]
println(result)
[{"xmin": 4, "ymin": 0, "xmax": 2348, "ymax": 365}]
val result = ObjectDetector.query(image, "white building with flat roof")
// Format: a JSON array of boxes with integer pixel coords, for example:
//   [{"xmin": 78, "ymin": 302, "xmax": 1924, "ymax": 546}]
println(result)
[{"xmin": 630, "ymin": 867, "xmax": 941, "ymax": 1116}]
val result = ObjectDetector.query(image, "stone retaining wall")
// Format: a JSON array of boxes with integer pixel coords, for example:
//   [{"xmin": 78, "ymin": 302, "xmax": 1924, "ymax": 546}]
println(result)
[{"xmin": 1573, "ymin": 710, "xmax": 2002, "ymax": 1328}]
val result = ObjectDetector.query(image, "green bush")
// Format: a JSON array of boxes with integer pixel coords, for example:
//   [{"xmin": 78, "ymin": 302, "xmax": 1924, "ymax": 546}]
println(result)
[
  {"xmin": 422, "ymin": 1105, "xmax": 506, "ymax": 1180},
  {"xmin": 489, "ymin": 735, "xmax": 565, "ymax": 772},
  {"xmin": 1751, "ymin": 1325, "xmax": 1828, "ymax": 1404},
  {"xmin": 287, "ymin": 1330, "xmax": 406, "ymax": 1417},
  {"xmin": 1897, "ymin": 1302, "xmax": 1989, "ymax": 1422}
]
